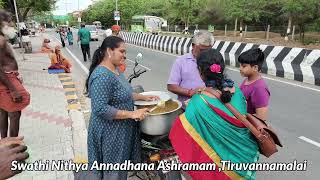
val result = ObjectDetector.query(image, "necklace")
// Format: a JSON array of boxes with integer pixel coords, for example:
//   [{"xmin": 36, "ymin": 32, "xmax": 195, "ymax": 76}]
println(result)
[{"xmin": 100, "ymin": 64, "xmax": 119, "ymax": 76}]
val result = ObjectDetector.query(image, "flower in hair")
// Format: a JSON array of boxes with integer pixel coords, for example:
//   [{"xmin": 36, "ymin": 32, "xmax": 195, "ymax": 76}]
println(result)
[{"xmin": 210, "ymin": 64, "xmax": 221, "ymax": 73}]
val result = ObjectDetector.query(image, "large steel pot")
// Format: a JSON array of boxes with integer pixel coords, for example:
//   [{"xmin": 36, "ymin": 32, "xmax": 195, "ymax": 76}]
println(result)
[{"xmin": 137, "ymin": 99, "xmax": 182, "ymax": 136}]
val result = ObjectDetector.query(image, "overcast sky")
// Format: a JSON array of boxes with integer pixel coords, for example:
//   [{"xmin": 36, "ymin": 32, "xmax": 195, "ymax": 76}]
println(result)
[{"xmin": 53, "ymin": 0, "xmax": 93, "ymax": 15}]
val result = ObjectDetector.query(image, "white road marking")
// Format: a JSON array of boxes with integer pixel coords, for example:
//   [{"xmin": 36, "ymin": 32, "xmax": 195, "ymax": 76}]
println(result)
[
  {"xmin": 299, "ymin": 136, "xmax": 320, "ymax": 148},
  {"xmin": 53, "ymin": 36, "xmax": 89, "ymax": 75},
  {"xmin": 127, "ymin": 43, "xmax": 320, "ymax": 93},
  {"xmin": 65, "ymin": 48, "xmax": 89, "ymax": 75},
  {"xmin": 226, "ymin": 66, "xmax": 320, "ymax": 92}
]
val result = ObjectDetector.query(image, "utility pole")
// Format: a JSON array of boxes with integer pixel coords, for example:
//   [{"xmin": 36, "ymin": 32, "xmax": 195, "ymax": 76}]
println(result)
[
  {"xmin": 13, "ymin": 0, "xmax": 23, "ymax": 49},
  {"xmin": 78, "ymin": 0, "xmax": 80, "ymax": 28},
  {"xmin": 116, "ymin": 0, "xmax": 118, "ymax": 25},
  {"xmin": 65, "ymin": 0, "xmax": 72, "ymax": 26}
]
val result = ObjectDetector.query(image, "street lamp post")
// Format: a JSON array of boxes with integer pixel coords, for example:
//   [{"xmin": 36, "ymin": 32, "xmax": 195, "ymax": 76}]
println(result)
[
  {"xmin": 78, "ymin": 0, "xmax": 81, "ymax": 28},
  {"xmin": 13, "ymin": 0, "xmax": 23, "ymax": 48},
  {"xmin": 116, "ymin": 0, "xmax": 118, "ymax": 25}
]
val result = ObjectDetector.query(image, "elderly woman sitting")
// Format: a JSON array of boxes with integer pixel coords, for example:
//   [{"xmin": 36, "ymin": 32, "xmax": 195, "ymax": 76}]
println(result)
[
  {"xmin": 40, "ymin": 38, "xmax": 53, "ymax": 53},
  {"xmin": 49, "ymin": 46, "xmax": 72, "ymax": 73}
]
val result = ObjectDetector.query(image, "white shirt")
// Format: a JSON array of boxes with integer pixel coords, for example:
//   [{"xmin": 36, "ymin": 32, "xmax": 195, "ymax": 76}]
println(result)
[{"xmin": 105, "ymin": 29, "xmax": 112, "ymax": 37}]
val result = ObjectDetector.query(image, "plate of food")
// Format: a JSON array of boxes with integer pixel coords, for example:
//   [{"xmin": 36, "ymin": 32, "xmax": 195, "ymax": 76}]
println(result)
[{"xmin": 134, "ymin": 91, "xmax": 171, "ymax": 106}]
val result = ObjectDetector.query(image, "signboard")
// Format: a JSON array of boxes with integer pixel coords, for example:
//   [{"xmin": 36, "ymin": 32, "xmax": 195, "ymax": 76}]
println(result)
[{"xmin": 114, "ymin": 11, "xmax": 120, "ymax": 21}]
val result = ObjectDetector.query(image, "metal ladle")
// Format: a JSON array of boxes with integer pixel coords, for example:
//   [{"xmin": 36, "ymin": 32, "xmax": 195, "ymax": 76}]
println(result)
[{"xmin": 148, "ymin": 100, "xmax": 166, "ymax": 113}]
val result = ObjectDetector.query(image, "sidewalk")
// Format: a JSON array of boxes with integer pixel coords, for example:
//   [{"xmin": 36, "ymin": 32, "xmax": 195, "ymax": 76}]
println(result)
[{"xmin": 8, "ymin": 37, "xmax": 76, "ymax": 180}]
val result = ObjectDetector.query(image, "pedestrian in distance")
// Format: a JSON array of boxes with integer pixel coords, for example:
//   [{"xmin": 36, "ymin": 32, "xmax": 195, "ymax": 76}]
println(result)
[
  {"xmin": 58, "ymin": 27, "xmax": 66, "ymax": 47},
  {"xmin": 67, "ymin": 27, "xmax": 73, "ymax": 45},
  {"xmin": 238, "ymin": 48, "xmax": 270, "ymax": 121},
  {"xmin": 77, "ymin": 23, "xmax": 91, "ymax": 62},
  {"xmin": 0, "ymin": 10, "xmax": 30, "ymax": 138},
  {"xmin": 111, "ymin": 25, "xmax": 121, "ymax": 37},
  {"xmin": 110, "ymin": 25, "xmax": 126, "ymax": 72}
]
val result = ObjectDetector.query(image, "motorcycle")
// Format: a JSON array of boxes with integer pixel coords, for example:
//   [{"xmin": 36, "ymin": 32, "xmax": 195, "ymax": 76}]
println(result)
[
  {"xmin": 127, "ymin": 54, "xmax": 182, "ymax": 180},
  {"xmin": 128, "ymin": 53, "xmax": 146, "ymax": 93}
]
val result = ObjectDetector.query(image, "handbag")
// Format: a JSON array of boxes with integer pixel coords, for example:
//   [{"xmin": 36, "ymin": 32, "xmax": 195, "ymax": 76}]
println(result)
[{"xmin": 201, "ymin": 88, "xmax": 282, "ymax": 157}]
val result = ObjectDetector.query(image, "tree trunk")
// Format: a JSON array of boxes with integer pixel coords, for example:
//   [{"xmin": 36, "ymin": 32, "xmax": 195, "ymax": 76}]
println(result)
[
  {"xmin": 301, "ymin": 25, "xmax": 305, "ymax": 44},
  {"xmin": 7, "ymin": 0, "xmax": 23, "ymax": 22},
  {"xmin": 22, "ymin": 7, "xmax": 33, "ymax": 22},
  {"xmin": 285, "ymin": 15, "xmax": 292, "ymax": 41},
  {"xmin": 234, "ymin": 18, "xmax": 238, "ymax": 37},
  {"xmin": 186, "ymin": 0, "xmax": 192, "ymax": 30},
  {"xmin": 299, "ymin": 25, "xmax": 302, "ymax": 42},
  {"xmin": 240, "ymin": 19, "xmax": 243, "ymax": 38}
]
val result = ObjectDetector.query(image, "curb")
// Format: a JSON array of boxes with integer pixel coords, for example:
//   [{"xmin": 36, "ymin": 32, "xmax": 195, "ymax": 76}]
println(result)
[{"xmin": 57, "ymin": 73, "xmax": 88, "ymax": 164}]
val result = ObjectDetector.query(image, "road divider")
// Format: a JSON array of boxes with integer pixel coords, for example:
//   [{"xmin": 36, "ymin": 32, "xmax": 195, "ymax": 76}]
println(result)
[{"xmin": 121, "ymin": 32, "xmax": 320, "ymax": 86}]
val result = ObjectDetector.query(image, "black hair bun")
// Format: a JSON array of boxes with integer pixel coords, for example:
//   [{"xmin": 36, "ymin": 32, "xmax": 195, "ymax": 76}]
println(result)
[{"xmin": 221, "ymin": 90, "xmax": 232, "ymax": 103}]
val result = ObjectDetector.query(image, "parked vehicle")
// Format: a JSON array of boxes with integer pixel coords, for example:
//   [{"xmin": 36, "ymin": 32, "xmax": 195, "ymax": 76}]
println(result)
[
  {"xmin": 85, "ymin": 25, "xmax": 99, "ymax": 41},
  {"xmin": 25, "ymin": 21, "xmax": 39, "ymax": 36},
  {"xmin": 92, "ymin": 21, "xmax": 102, "ymax": 29},
  {"xmin": 131, "ymin": 15, "xmax": 167, "ymax": 35}
]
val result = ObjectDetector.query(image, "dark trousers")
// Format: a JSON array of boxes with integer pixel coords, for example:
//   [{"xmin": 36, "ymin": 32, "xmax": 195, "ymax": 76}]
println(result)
[
  {"xmin": 60, "ymin": 37, "xmax": 65, "ymax": 47},
  {"xmin": 80, "ymin": 44, "xmax": 90, "ymax": 61}
]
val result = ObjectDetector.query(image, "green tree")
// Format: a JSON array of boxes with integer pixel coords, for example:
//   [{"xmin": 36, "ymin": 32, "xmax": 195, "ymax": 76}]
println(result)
[
  {"xmin": 164, "ymin": 0, "xmax": 203, "ymax": 27},
  {"xmin": 280, "ymin": 0, "xmax": 320, "ymax": 41},
  {"xmin": 0, "ymin": 0, "xmax": 5, "ymax": 8},
  {"xmin": 199, "ymin": 0, "xmax": 228, "ymax": 25},
  {"xmin": 82, "ymin": 0, "xmax": 150, "ymax": 29},
  {"xmin": 223, "ymin": 0, "xmax": 267, "ymax": 36},
  {"xmin": 33, "ymin": 11, "xmax": 54, "ymax": 25},
  {"xmin": 4, "ymin": 0, "xmax": 57, "ymax": 21}
]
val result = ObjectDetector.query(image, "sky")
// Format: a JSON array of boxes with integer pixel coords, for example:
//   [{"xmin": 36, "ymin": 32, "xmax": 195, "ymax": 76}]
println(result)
[{"xmin": 52, "ymin": 0, "xmax": 93, "ymax": 15}]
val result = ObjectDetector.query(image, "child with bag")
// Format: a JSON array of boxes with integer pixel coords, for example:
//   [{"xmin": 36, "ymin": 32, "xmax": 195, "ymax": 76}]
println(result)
[{"xmin": 238, "ymin": 48, "xmax": 270, "ymax": 121}]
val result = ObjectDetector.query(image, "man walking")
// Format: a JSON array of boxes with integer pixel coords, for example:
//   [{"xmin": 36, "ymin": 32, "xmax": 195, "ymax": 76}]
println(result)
[
  {"xmin": 77, "ymin": 23, "xmax": 91, "ymax": 62},
  {"xmin": 0, "ymin": 10, "xmax": 30, "ymax": 138}
]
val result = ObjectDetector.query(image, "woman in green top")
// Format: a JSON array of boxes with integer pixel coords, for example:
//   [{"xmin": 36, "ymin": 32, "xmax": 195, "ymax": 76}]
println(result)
[{"xmin": 66, "ymin": 28, "xmax": 73, "ymax": 45}]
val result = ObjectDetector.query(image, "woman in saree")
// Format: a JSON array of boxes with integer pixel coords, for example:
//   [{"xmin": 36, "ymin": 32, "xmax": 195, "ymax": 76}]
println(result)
[
  {"xmin": 40, "ymin": 38, "xmax": 53, "ymax": 53},
  {"xmin": 169, "ymin": 49, "xmax": 259, "ymax": 180},
  {"xmin": 49, "ymin": 45, "xmax": 72, "ymax": 73},
  {"xmin": 66, "ymin": 28, "xmax": 73, "ymax": 45}
]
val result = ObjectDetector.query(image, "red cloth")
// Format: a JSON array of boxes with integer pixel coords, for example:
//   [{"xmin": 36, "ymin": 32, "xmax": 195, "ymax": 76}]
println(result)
[
  {"xmin": 0, "ymin": 73, "xmax": 30, "ymax": 112},
  {"xmin": 169, "ymin": 117, "xmax": 231, "ymax": 180},
  {"xmin": 111, "ymin": 25, "xmax": 121, "ymax": 31},
  {"xmin": 118, "ymin": 64, "xmax": 126, "ymax": 73}
]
